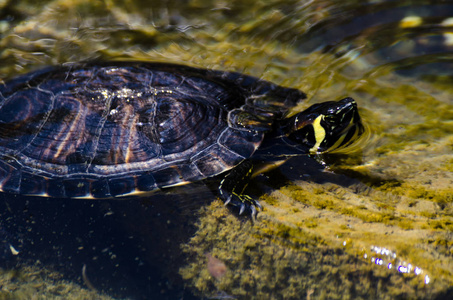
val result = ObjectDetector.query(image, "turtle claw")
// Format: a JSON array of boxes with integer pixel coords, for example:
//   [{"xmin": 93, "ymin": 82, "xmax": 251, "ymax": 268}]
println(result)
[
  {"xmin": 254, "ymin": 201, "xmax": 262, "ymax": 210},
  {"xmin": 218, "ymin": 160, "xmax": 260, "ymax": 218},
  {"xmin": 239, "ymin": 203, "xmax": 246, "ymax": 215},
  {"xmin": 250, "ymin": 205, "xmax": 258, "ymax": 219},
  {"xmin": 220, "ymin": 191, "xmax": 261, "ymax": 218},
  {"xmin": 224, "ymin": 196, "xmax": 232, "ymax": 206}
]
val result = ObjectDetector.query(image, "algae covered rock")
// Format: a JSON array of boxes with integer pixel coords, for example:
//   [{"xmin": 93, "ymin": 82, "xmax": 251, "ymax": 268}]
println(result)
[{"xmin": 180, "ymin": 196, "xmax": 451, "ymax": 299}]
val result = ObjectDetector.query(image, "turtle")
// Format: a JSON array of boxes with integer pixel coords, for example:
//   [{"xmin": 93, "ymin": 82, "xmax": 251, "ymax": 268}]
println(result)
[{"xmin": 0, "ymin": 62, "xmax": 364, "ymax": 215}]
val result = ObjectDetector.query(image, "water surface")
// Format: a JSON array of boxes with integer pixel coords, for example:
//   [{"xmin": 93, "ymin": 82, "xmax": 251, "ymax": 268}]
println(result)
[{"xmin": 0, "ymin": 0, "xmax": 452, "ymax": 299}]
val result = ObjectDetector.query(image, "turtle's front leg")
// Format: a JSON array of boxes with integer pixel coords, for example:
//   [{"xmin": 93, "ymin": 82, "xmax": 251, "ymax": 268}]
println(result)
[{"xmin": 218, "ymin": 160, "xmax": 261, "ymax": 217}]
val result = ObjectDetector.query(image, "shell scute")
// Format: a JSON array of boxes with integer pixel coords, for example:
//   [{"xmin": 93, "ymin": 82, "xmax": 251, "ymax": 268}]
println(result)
[
  {"xmin": 20, "ymin": 171, "xmax": 47, "ymax": 196},
  {"xmin": 63, "ymin": 178, "xmax": 91, "ymax": 198},
  {"xmin": 92, "ymin": 70, "xmax": 142, "ymax": 92},
  {"xmin": 191, "ymin": 143, "xmax": 245, "ymax": 177},
  {"xmin": 150, "ymin": 70, "xmax": 182, "ymax": 88},
  {"xmin": 0, "ymin": 88, "xmax": 53, "ymax": 150},
  {"xmin": 45, "ymin": 178, "xmax": 66, "ymax": 197},
  {"xmin": 0, "ymin": 161, "xmax": 21, "ymax": 194},
  {"xmin": 135, "ymin": 171, "xmax": 157, "ymax": 192},
  {"xmin": 89, "ymin": 178, "xmax": 111, "ymax": 198},
  {"xmin": 218, "ymin": 128, "xmax": 263, "ymax": 159},
  {"xmin": 155, "ymin": 96, "xmax": 226, "ymax": 156},
  {"xmin": 151, "ymin": 164, "xmax": 195, "ymax": 188},
  {"xmin": 107, "ymin": 176, "xmax": 139, "ymax": 197}
]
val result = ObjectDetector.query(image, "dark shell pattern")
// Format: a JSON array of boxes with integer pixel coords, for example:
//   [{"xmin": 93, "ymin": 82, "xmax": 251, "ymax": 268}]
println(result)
[{"xmin": 0, "ymin": 62, "xmax": 305, "ymax": 198}]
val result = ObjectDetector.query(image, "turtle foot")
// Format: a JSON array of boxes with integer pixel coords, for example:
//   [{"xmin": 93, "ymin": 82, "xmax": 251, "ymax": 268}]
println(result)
[
  {"xmin": 220, "ymin": 191, "xmax": 261, "ymax": 219},
  {"xmin": 218, "ymin": 160, "xmax": 260, "ymax": 218}
]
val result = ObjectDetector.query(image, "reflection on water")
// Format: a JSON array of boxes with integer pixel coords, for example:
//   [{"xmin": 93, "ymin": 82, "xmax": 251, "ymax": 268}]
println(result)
[
  {"xmin": 0, "ymin": 0, "xmax": 452, "ymax": 299},
  {"xmin": 366, "ymin": 245, "xmax": 429, "ymax": 285}
]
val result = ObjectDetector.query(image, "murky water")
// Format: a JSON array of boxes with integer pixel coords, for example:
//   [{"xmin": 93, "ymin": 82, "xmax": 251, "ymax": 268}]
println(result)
[{"xmin": 0, "ymin": 0, "xmax": 452, "ymax": 299}]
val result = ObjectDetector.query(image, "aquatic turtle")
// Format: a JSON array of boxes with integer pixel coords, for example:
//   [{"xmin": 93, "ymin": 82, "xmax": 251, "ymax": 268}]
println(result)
[{"xmin": 0, "ymin": 62, "xmax": 363, "ymax": 214}]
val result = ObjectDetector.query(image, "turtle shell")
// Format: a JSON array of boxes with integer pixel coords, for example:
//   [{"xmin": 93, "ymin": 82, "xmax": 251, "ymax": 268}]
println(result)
[{"xmin": 0, "ymin": 62, "xmax": 305, "ymax": 198}]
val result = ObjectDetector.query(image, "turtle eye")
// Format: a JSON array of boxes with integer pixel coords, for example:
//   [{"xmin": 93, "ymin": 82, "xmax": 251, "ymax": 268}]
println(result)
[{"xmin": 321, "ymin": 115, "xmax": 336, "ymax": 126}]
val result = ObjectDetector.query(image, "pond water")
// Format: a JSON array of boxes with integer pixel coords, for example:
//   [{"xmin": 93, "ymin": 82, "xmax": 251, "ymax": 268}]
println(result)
[{"xmin": 0, "ymin": 0, "xmax": 452, "ymax": 299}]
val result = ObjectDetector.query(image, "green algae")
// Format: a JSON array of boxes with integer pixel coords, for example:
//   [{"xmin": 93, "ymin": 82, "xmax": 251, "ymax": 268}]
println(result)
[
  {"xmin": 376, "ymin": 183, "xmax": 453, "ymax": 215},
  {"xmin": 180, "ymin": 201, "xmax": 451, "ymax": 300},
  {"xmin": 443, "ymin": 158, "xmax": 453, "ymax": 172},
  {"xmin": 0, "ymin": 263, "xmax": 112, "ymax": 300},
  {"xmin": 243, "ymin": 177, "xmax": 453, "ymax": 290},
  {"xmin": 208, "ymin": 151, "xmax": 453, "ymax": 298},
  {"xmin": 280, "ymin": 183, "xmax": 398, "ymax": 225}
]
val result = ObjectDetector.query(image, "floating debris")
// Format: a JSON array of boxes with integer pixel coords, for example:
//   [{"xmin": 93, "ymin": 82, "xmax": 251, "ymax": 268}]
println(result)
[
  {"xmin": 82, "ymin": 264, "xmax": 98, "ymax": 292},
  {"xmin": 206, "ymin": 253, "xmax": 228, "ymax": 281},
  {"xmin": 399, "ymin": 16, "xmax": 423, "ymax": 28},
  {"xmin": 9, "ymin": 244, "xmax": 19, "ymax": 256}
]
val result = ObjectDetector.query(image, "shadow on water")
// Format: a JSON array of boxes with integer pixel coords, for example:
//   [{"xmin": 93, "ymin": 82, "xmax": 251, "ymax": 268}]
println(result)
[
  {"xmin": 251, "ymin": 153, "xmax": 370, "ymax": 197},
  {"xmin": 0, "ymin": 184, "xmax": 215, "ymax": 299}
]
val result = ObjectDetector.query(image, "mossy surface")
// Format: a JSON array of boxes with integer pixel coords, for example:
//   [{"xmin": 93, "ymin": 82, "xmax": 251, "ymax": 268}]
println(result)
[
  {"xmin": 180, "ymin": 201, "xmax": 451, "ymax": 300},
  {"xmin": 0, "ymin": 263, "xmax": 112, "ymax": 300}
]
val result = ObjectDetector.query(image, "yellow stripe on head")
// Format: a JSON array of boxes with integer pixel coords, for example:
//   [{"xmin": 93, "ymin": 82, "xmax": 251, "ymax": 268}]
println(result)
[{"xmin": 309, "ymin": 114, "xmax": 326, "ymax": 154}]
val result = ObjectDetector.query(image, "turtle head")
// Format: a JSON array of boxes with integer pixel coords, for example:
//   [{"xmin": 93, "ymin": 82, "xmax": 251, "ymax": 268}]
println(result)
[{"xmin": 284, "ymin": 97, "xmax": 364, "ymax": 154}]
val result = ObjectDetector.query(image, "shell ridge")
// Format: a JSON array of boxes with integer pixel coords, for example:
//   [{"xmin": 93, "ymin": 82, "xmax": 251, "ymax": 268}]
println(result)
[
  {"xmin": 16, "ymin": 88, "xmax": 57, "ymax": 156},
  {"xmin": 85, "ymin": 88, "xmax": 114, "ymax": 171}
]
